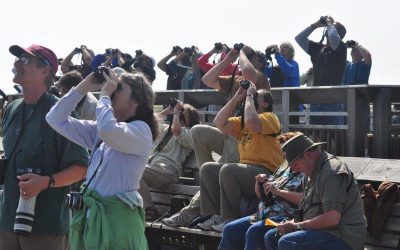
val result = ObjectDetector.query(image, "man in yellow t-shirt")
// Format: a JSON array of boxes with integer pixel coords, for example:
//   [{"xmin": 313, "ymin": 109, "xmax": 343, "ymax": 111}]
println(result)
[{"xmin": 197, "ymin": 81, "xmax": 284, "ymax": 232}]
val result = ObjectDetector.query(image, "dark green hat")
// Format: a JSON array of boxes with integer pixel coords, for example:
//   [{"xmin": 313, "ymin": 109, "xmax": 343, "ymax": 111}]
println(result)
[{"xmin": 282, "ymin": 133, "xmax": 326, "ymax": 165}]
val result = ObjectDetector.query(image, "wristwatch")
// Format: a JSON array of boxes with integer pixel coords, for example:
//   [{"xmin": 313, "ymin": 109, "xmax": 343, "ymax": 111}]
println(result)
[
  {"xmin": 296, "ymin": 223, "xmax": 303, "ymax": 230},
  {"xmin": 48, "ymin": 175, "xmax": 55, "ymax": 188}
]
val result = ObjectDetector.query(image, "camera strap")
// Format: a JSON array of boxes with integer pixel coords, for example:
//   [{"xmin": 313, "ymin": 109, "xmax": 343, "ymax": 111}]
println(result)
[{"xmin": 81, "ymin": 139, "xmax": 104, "ymax": 195}]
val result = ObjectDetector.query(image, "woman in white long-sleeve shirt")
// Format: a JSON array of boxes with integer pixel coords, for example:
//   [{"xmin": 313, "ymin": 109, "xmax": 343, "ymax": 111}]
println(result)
[{"xmin": 46, "ymin": 69, "xmax": 159, "ymax": 250}]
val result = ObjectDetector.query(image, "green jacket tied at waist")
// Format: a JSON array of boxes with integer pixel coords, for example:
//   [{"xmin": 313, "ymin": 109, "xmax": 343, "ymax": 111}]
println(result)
[{"xmin": 69, "ymin": 189, "xmax": 148, "ymax": 250}]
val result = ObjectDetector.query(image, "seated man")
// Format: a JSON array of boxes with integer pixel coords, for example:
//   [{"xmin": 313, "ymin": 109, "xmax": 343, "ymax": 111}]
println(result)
[
  {"xmin": 264, "ymin": 133, "xmax": 367, "ymax": 250},
  {"xmin": 140, "ymin": 100, "xmax": 200, "ymax": 220},
  {"xmin": 197, "ymin": 82, "xmax": 284, "ymax": 232}
]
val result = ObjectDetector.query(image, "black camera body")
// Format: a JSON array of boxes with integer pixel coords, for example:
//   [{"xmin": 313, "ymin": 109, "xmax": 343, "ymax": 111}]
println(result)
[
  {"xmin": 168, "ymin": 98, "xmax": 178, "ymax": 108},
  {"xmin": 239, "ymin": 79, "xmax": 251, "ymax": 90},
  {"xmin": 234, "ymin": 43, "xmax": 244, "ymax": 52},
  {"xmin": 93, "ymin": 66, "xmax": 110, "ymax": 83},
  {"xmin": 319, "ymin": 16, "xmax": 328, "ymax": 25},
  {"xmin": 258, "ymin": 180, "xmax": 275, "ymax": 207},
  {"xmin": 345, "ymin": 40, "xmax": 358, "ymax": 48},
  {"xmin": 265, "ymin": 48, "xmax": 277, "ymax": 61},
  {"xmin": 105, "ymin": 48, "xmax": 113, "ymax": 55},
  {"xmin": 65, "ymin": 192, "xmax": 83, "ymax": 210},
  {"xmin": 74, "ymin": 47, "xmax": 82, "ymax": 53},
  {"xmin": 214, "ymin": 42, "xmax": 223, "ymax": 51}
]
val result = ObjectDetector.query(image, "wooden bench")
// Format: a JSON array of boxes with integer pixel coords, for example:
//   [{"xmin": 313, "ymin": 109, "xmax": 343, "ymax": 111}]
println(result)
[{"xmin": 145, "ymin": 156, "xmax": 400, "ymax": 250}]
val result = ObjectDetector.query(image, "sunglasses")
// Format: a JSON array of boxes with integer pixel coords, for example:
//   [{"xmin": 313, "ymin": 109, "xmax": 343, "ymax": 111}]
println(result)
[{"xmin": 15, "ymin": 55, "xmax": 49, "ymax": 66}]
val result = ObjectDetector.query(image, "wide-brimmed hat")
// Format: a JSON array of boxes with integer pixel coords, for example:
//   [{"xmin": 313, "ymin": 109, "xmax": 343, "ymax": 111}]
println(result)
[
  {"xmin": 281, "ymin": 133, "xmax": 326, "ymax": 165},
  {"xmin": 9, "ymin": 44, "xmax": 58, "ymax": 73}
]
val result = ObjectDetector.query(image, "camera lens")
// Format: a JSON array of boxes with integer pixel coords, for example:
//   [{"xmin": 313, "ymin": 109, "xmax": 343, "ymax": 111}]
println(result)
[{"xmin": 93, "ymin": 66, "xmax": 109, "ymax": 83}]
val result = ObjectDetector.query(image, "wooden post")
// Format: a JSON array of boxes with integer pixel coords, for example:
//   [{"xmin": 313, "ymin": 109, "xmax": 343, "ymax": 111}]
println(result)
[
  {"xmin": 282, "ymin": 90, "xmax": 290, "ymax": 132},
  {"xmin": 373, "ymin": 88, "xmax": 391, "ymax": 158},
  {"xmin": 347, "ymin": 88, "xmax": 369, "ymax": 156}
]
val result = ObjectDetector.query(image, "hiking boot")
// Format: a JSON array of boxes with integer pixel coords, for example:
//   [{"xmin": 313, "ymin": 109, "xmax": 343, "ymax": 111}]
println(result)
[
  {"xmin": 196, "ymin": 215, "xmax": 222, "ymax": 231},
  {"xmin": 212, "ymin": 219, "xmax": 233, "ymax": 232},
  {"xmin": 162, "ymin": 210, "xmax": 199, "ymax": 227}
]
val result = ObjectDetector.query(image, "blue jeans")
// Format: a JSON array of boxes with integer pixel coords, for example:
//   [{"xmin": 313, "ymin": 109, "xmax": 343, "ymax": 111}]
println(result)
[
  {"xmin": 219, "ymin": 216, "xmax": 270, "ymax": 250},
  {"xmin": 264, "ymin": 228, "xmax": 352, "ymax": 250}
]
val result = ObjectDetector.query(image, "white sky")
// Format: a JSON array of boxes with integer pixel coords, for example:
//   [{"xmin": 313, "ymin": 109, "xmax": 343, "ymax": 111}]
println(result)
[{"xmin": 0, "ymin": 0, "xmax": 399, "ymax": 93}]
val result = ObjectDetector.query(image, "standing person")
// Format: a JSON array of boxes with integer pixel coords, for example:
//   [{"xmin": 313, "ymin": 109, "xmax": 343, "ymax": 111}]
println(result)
[
  {"xmin": 263, "ymin": 42, "xmax": 300, "ymax": 87},
  {"xmin": 295, "ymin": 16, "xmax": 347, "ymax": 124},
  {"xmin": 264, "ymin": 133, "xmax": 367, "ymax": 250},
  {"xmin": 61, "ymin": 45, "xmax": 94, "ymax": 78},
  {"xmin": 157, "ymin": 46, "xmax": 188, "ymax": 90},
  {"xmin": 140, "ymin": 100, "xmax": 200, "ymax": 220},
  {"xmin": 46, "ymin": 70, "xmax": 158, "ymax": 250},
  {"xmin": 0, "ymin": 44, "xmax": 89, "ymax": 250},
  {"xmin": 342, "ymin": 40, "xmax": 372, "ymax": 85}
]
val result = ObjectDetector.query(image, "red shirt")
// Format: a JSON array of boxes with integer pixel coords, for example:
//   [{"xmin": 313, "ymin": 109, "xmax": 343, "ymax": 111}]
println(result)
[{"xmin": 197, "ymin": 52, "xmax": 240, "ymax": 76}]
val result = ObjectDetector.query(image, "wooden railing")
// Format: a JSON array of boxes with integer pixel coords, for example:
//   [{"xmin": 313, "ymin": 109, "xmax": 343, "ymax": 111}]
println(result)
[
  {"xmin": 3, "ymin": 85, "xmax": 399, "ymax": 158},
  {"xmin": 152, "ymin": 85, "xmax": 400, "ymax": 159}
]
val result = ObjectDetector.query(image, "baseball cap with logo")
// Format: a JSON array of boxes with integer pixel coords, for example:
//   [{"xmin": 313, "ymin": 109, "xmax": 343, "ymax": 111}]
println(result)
[{"xmin": 9, "ymin": 44, "xmax": 58, "ymax": 73}]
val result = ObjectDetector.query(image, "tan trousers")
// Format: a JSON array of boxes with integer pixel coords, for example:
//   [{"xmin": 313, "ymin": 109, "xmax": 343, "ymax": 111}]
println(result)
[
  {"xmin": 199, "ymin": 162, "xmax": 271, "ymax": 220},
  {"xmin": 0, "ymin": 229, "xmax": 68, "ymax": 250},
  {"xmin": 181, "ymin": 125, "xmax": 240, "ymax": 215}
]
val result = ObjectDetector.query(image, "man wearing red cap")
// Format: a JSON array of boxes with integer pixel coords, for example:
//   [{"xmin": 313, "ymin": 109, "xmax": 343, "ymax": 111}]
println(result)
[{"xmin": 0, "ymin": 44, "xmax": 89, "ymax": 250}]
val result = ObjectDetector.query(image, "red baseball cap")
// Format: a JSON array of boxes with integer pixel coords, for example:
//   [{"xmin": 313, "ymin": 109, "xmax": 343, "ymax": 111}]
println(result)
[{"xmin": 9, "ymin": 44, "xmax": 58, "ymax": 73}]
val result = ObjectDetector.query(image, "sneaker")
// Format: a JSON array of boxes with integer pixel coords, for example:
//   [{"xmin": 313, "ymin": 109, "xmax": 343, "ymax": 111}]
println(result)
[
  {"xmin": 212, "ymin": 219, "xmax": 233, "ymax": 232},
  {"xmin": 162, "ymin": 210, "xmax": 199, "ymax": 227},
  {"xmin": 196, "ymin": 215, "xmax": 222, "ymax": 231}
]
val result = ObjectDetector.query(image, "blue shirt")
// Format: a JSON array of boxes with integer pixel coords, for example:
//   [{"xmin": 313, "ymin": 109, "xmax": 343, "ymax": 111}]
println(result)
[
  {"xmin": 342, "ymin": 61, "xmax": 371, "ymax": 85},
  {"xmin": 263, "ymin": 53, "xmax": 300, "ymax": 87}
]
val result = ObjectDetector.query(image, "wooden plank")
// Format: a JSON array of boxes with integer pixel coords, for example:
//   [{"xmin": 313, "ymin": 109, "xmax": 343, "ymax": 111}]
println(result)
[
  {"xmin": 373, "ymin": 88, "xmax": 392, "ymax": 158},
  {"xmin": 385, "ymin": 217, "xmax": 400, "ymax": 232},
  {"xmin": 339, "ymin": 157, "xmax": 372, "ymax": 178},
  {"xmin": 146, "ymin": 222, "xmax": 222, "ymax": 238},
  {"xmin": 150, "ymin": 184, "xmax": 199, "ymax": 196},
  {"xmin": 357, "ymin": 158, "xmax": 400, "ymax": 183},
  {"xmin": 365, "ymin": 233, "xmax": 400, "ymax": 249},
  {"xmin": 390, "ymin": 203, "xmax": 400, "ymax": 217}
]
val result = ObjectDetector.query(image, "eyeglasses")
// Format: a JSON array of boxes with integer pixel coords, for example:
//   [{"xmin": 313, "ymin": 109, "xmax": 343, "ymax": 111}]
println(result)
[{"xmin": 15, "ymin": 55, "xmax": 49, "ymax": 66}]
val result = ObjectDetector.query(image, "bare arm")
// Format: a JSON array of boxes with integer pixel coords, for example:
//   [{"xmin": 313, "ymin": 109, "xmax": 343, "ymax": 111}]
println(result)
[
  {"xmin": 81, "ymin": 46, "xmax": 93, "ymax": 66},
  {"xmin": 244, "ymin": 83, "xmax": 261, "ymax": 133},
  {"xmin": 171, "ymin": 100, "xmax": 184, "ymax": 136},
  {"xmin": 354, "ymin": 44, "xmax": 372, "ymax": 64},
  {"xmin": 157, "ymin": 52, "xmax": 175, "ymax": 72},
  {"xmin": 213, "ymin": 87, "xmax": 245, "ymax": 135},
  {"xmin": 239, "ymin": 46, "xmax": 258, "ymax": 83},
  {"xmin": 61, "ymin": 49, "xmax": 78, "ymax": 74},
  {"xmin": 18, "ymin": 164, "xmax": 87, "ymax": 199},
  {"xmin": 202, "ymin": 49, "xmax": 239, "ymax": 90}
]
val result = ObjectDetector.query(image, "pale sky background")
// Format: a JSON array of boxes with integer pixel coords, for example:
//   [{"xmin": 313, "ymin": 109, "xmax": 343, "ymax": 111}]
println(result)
[{"xmin": 0, "ymin": 0, "xmax": 398, "ymax": 94}]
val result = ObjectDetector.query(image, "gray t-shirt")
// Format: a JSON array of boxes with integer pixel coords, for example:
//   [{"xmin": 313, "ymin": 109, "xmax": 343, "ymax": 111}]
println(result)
[
  {"xmin": 149, "ymin": 124, "xmax": 193, "ymax": 175},
  {"xmin": 300, "ymin": 152, "xmax": 367, "ymax": 250}
]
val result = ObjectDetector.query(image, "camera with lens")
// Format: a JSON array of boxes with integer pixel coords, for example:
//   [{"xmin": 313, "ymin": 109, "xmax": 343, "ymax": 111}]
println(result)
[
  {"xmin": 74, "ymin": 47, "xmax": 82, "ymax": 53},
  {"xmin": 265, "ymin": 48, "xmax": 277, "ymax": 61},
  {"xmin": 258, "ymin": 180, "xmax": 275, "ymax": 207},
  {"xmin": 64, "ymin": 191, "xmax": 83, "ymax": 210},
  {"xmin": 168, "ymin": 98, "xmax": 178, "ymax": 108},
  {"xmin": 93, "ymin": 66, "xmax": 110, "ymax": 83},
  {"xmin": 239, "ymin": 79, "xmax": 251, "ymax": 90},
  {"xmin": 105, "ymin": 48, "xmax": 113, "ymax": 55},
  {"xmin": 111, "ymin": 49, "xmax": 119, "ymax": 55},
  {"xmin": 234, "ymin": 43, "xmax": 244, "ymax": 52},
  {"xmin": 214, "ymin": 42, "xmax": 223, "ymax": 51},
  {"xmin": 14, "ymin": 167, "xmax": 43, "ymax": 236},
  {"xmin": 173, "ymin": 46, "xmax": 182, "ymax": 53},
  {"xmin": 345, "ymin": 40, "xmax": 358, "ymax": 48},
  {"xmin": 319, "ymin": 15, "xmax": 333, "ymax": 26}
]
